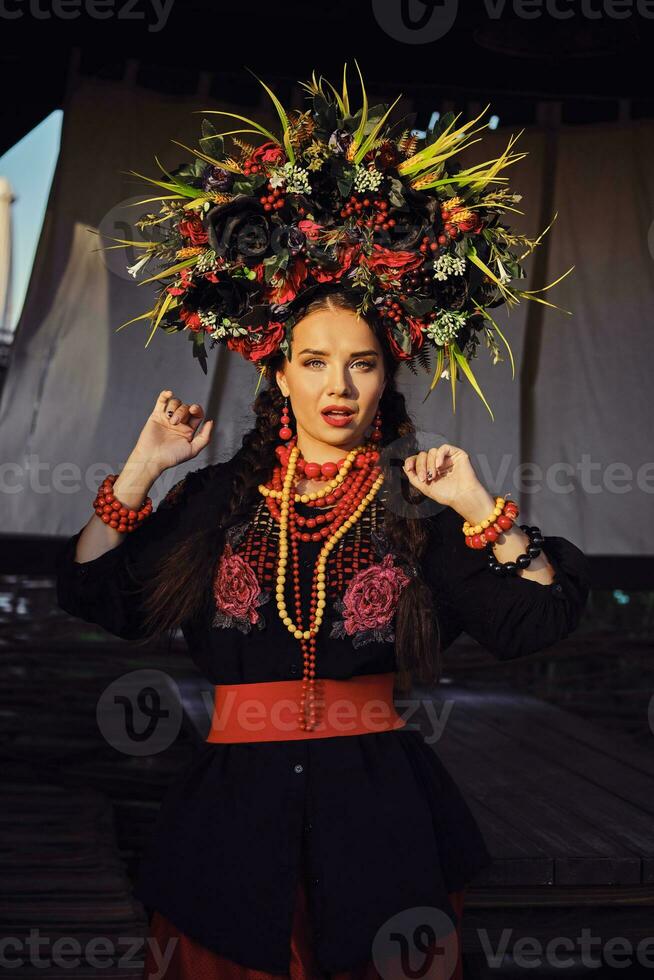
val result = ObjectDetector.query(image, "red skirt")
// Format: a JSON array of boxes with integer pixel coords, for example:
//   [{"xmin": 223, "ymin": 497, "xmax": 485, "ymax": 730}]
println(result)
[{"xmin": 142, "ymin": 875, "xmax": 466, "ymax": 980}]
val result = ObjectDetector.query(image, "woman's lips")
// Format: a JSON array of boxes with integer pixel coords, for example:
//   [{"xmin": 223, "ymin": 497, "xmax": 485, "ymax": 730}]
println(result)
[{"xmin": 321, "ymin": 410, "xmax": 355, "ymax": 428}]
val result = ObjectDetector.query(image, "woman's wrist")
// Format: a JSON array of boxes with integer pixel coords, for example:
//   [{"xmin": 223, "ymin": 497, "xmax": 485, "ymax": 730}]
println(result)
[
  {"xmin": 112, "ymin": 454, "xmax": 163, "ymax": 510},
  {"xmin": 452, "ymin": 485, "xmax": 497, "ymax": 525}
]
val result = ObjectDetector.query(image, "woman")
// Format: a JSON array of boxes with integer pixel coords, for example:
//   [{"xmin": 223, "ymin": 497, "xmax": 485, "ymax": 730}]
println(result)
[{"xmin": 56, "ymin": 286, "xmax": 590, "ymax": 979}]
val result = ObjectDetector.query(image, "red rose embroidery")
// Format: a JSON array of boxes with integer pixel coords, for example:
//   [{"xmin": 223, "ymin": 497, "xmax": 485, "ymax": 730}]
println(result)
[
  {"xmin": 212, "ymin": 543, "xmax": 270, "ymax": 633},
  {"xmin": 330, "ymin": 554, "xmax": 411, "ymax": 648}
]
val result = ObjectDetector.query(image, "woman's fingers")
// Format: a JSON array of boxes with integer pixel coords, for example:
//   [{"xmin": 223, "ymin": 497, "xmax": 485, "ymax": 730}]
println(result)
[
  {"xmin": 162, "ymin": 397, "xmax": 181, "ymax": 420},
  {"xmin": 155, "ymin": 389, "xmax": 173, "ymax": 411},
  {"xmin": 187, "ymin": 404, "xmax": 205, "ymax": 433},
  {"xmin": 404, "ymin": 446, "xmax": 457, "ymax": 483},
  {"xmin": 189, "ymin": 418, "xmax": 214, "ymax": 452},
  {"xmin": 160, "ymin": 396, "xmax": 205, "ymax": 427}
]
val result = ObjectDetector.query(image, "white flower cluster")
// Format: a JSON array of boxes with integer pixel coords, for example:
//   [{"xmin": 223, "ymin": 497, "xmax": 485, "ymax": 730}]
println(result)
[
  {"xmin": 353, "ymin": 165, "xmax": 384, "ymax": 193},
  {"xmin": 423, "ymin": 310, "xmax": 468, "ymax": 346},
  {"xmin": 433, "ymin": 253, "xmax": 466, "ymax": 281},
  {"xmin": 198, "ymin": 309, "xmax": 219, "ymax": 331},
  {"xmin": 269, "ymin": 162, "xmax": 312, "ymax": 195},
  {"xmin": 206, "ymin": 316, "xmax": 249, "ymax": 340},
  {"xmin": 196, "ymin": 248, "xmax": 217, "ymax": 273}
]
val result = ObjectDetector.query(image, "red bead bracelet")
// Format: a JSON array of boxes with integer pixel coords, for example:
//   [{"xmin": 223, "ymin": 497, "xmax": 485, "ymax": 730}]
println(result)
[{"xmin": 93, "ymin": 474, "xmax": 153, "ymax": 533}]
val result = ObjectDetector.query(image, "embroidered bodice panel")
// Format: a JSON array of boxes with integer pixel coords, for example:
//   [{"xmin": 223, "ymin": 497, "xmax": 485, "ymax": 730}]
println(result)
[{"xmin": 211, "ymin": 494, "xmax": 416, "ymax": 649}]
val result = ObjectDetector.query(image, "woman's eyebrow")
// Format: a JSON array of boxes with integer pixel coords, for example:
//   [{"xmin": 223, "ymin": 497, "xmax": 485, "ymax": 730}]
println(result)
[{"xmin": 297, "ymin": 348, "xmax": 379, "ymax": 357}]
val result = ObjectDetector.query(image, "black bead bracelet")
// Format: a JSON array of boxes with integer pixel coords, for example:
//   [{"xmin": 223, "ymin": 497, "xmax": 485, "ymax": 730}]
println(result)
[{"xmin": 486, "ymin": 523, "xmax": 544, "ymax": 576}]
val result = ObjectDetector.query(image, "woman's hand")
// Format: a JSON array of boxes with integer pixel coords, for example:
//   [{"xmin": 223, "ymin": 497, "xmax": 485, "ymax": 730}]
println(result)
[
  {"xmin": 129, "ymin": 390, "xmax": 215, "ymax": 476},
  {"xmin": 403, "ymin": 444, "xmax": 496, "ymax": 524}
]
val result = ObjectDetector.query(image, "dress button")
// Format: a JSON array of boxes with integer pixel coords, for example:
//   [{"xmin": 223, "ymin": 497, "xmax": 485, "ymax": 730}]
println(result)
[
  {"xmin": 553, "ymin": 583, "xmax": 563, "ymax": 594},
  {"xmin": 312, "ymin": 876, "xmax": 320, "ymax": 886},
  {"xmin": 289, "ymin": 663, "xmax": 299, "ymax": 676},
  {"xmin": 294, "ymin": 763, "xmax": 304, "ymax": 774}
]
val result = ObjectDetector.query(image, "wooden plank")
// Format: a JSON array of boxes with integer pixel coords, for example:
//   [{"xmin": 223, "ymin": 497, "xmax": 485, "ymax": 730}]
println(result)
[
  {"xmin": 429, "ymin": 684, "xmax": 654, "ymax": 780},
  {"xmin": 444, "ymin": 713, "xmax": 654, "ymax": 866},
  {"xmin": 408, "ymin": 688, "xmax": 652, "ymax": 885}
]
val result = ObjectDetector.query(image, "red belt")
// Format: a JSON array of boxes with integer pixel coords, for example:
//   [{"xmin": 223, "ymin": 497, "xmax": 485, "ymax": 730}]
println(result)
[{"xmin": 205, "ymin": 673, "xmax": 407, "ymax": 743}]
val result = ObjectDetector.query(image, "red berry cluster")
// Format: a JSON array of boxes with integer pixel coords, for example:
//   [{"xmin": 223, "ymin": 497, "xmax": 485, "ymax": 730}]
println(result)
[
  {"xmin": 340, "ymin": 195, "xmax": 396, "ymax": 231},
  {"xmin": 400, "ymin": 269, "xmax": 434, "ymax": 296},
  {"xmin": 419, "ymin": 234, "xmax": 439, "ymax": 255},
  {"xmin": 438, "ymin": 204, "xmax": 462, "ymax": 244},
  {"xmin": 259, "ymin": 183, "xmax": 286, "ymax": 212},
  {"xmin": 243, "ymin": 159, "xmax": 263, "ymax": 176},
  {"xmin": 378, "ymin": 296, "xmax": 405, "ymax": 323}
]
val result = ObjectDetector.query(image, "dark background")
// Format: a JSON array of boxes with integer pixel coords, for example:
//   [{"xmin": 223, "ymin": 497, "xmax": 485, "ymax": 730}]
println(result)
[{"xmin": 4, "ymin": 1, "xmax": 654, "ymax": 156}]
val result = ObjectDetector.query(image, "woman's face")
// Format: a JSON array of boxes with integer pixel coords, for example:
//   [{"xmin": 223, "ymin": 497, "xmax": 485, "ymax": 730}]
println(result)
[{"xmin": 275, "ymin": 305, "xmax": 386, "ymax": 461}]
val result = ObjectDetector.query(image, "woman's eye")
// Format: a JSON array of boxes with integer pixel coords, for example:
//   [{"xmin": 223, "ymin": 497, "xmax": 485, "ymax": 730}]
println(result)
[{"xmin": 304, "ymin": 359, "xmax": 374, "ymax": 370}]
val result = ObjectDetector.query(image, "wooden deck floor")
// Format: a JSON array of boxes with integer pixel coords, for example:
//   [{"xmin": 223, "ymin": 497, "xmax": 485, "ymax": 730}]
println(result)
[{"xmin": 1, "ymin": 573, "xmax": 653, "ymax": 977}]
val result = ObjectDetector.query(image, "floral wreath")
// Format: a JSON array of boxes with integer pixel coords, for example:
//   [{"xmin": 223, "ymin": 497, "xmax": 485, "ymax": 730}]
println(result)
[{"xmin": 112, "ymin": 62, "xmax": 573, "ymax": 419}]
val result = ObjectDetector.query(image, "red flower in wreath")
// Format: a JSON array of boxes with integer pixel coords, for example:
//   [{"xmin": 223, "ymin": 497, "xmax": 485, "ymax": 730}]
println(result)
[
  {"xmin": 251, "ymin": 141, "xmax": 287, "ymax": 168},
  {"xmin": 179, "ymin": 306, "xmax": 203, "ymax": 333},
  {"xmin": 178, "ymin": 215, "xmax": 209, "ymax": 247},
  {"xmin": 297, "ymin": 219, "xmax": 324, "ymax": 241},
  {"xmin": 312, "ymin": 242, "xmax": 362, "ymax": 283},
  {"xmin": 212, "ymin": 543, "xmax": 270, "ymax": 633},
  {"xmin": 166, "ymin": 267, "xmax": 194, "ymax": 297},
  {"xmin": 386, "ymin": 316, "xmax": 425, "ymax": 362},
  {"xmin": 267, "ymin": 256, "xmax": 309, "ymax": 304},
  {"xmin": 226, "ymin": 320, "xmax": 285, "ymax": 363},
  {"xmin": 364, "ymin": 246, "xmax": 424, "ymax": 276}
]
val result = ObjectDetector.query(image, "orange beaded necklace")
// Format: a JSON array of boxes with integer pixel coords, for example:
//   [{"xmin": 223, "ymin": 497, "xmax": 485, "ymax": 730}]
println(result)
[{"xmin": 257, "ymin": 437, "xmax": 385, "ymax": 730}]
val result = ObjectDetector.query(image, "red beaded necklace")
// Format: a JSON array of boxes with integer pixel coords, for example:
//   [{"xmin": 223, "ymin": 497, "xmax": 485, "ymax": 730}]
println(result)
[{"xmin": 257, "ymin": 436, "xmax": 385, "ymax": 729}]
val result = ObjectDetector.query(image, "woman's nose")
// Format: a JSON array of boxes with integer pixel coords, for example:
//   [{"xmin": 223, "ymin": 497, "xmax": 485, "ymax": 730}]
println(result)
[{"xmin": 326, "ymin": 368, "xmax": 353, "ymax": 395}]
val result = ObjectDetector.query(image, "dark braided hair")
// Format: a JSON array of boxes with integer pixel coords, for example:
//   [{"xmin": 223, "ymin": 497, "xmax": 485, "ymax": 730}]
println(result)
[{"xmin": 138, "ymin": 286, "xmax": 442, "ymax": 693}]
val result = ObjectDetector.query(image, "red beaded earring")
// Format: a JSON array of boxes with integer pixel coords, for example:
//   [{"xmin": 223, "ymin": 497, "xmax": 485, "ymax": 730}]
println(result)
[
  {"xmin": 279, "ymin": 396, "xmax": 293, "ymax": 442},
  {"xmin": 370, "ymin": 408, "xmax": 383, "ymax": 442}
]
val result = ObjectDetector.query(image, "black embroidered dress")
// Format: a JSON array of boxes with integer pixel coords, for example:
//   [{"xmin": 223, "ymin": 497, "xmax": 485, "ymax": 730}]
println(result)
[{"xmin": 55, "ymin": 455, "xmax": 590, "ymax": 974}]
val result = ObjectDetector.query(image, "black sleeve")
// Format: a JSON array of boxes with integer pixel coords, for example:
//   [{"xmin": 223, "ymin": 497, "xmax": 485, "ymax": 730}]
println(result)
[
  {"xmin": 55, "ymin": 462, "xmax": 228, "ymax": 641},
  {"xmin": 421, "ymin": 504, "xmax": 591, "ymax": 661}
]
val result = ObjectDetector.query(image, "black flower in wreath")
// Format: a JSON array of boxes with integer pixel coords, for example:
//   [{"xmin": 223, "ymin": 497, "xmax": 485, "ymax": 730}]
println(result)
[{"xmin": 203, "ymin": 196, "xmax": 271, "ymax": 262}]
